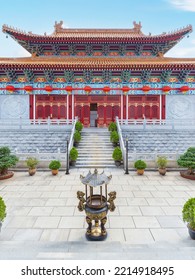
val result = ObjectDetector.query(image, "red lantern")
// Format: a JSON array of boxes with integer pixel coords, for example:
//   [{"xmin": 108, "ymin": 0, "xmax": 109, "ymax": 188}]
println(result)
[
  {"xmin": 6, "ymin": 85, "xmax": 15, "ymax": 93},
  {"xmin": 162, "ymin": 86, "xmax": 171, "ymax": 94},
  {"xmin": 141, "ymin": 86, "xmax": 151, "ymax": 93},
  {"xmin": 180, "ymin": 86, "xmax": 189, "ymax": 94},
  {"xmin": 122, "ymin": 86, "xmax": 130, "ymax": 95},
  {"xmin": 103, "ymin": 86, "xmax": 110, "ymax": 94},
  {"xmin": 65, "ymin": 86, "xmax": 73, "ymax": 94},
  {"xmin": 84, "ymin": 86, "xmax": 92, "ymax": 94},
  {"xmin": 44, "ymin": 86, "xmax": 53, "ymax": 93},
  {"xmin": 24, "ymin": 85, "xmax": 33, "ymax": 93}
]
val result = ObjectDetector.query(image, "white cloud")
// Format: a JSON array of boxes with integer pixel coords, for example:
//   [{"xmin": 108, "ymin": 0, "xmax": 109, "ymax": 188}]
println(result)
[{"xmin": 170, "ymin": 0, "xmax": 195, "ymax": 11}]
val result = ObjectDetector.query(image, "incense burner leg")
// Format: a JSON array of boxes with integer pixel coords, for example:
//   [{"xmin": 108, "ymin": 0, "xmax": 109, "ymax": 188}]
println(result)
[
  {"xmin": 86, "ymin": 216, "xmax": 92, "ymax": 235},
  {"xmin": 95, "ymin": 220, "xmax": 99, "ymax": 227},
  {"xmin": 101, "ymin": 216, "xmax": 107, "ymax": 236}
]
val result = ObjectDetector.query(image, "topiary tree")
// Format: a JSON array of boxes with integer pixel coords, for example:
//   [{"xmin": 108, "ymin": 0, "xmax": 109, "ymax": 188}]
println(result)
[
  {"xmin": 0, "ymin": 197, "xmax": 6, "ymax": 222},
  {"xmin": 0, "ymin": 147, "xmax": 19, "ymax": 176},
  {"xmin": 110, "ymin": 131, "xmax": 119, "ymax": 144},
  {"xmin": 177, "ymin": 147, "xmax": 195, "ymax": 175},
  {"xmin": 75, "ymin": 121, "xmax": 83, "ymax": 132},
  {"xmin": 108, "ymin": 122, "xmax": 117, "ymax": 132},
  {"xmin": 182, "ymin": 198, "xmax": 195, "ymax": 230},
  {"xmin": 70, "ymin": 147, "xmax": 78, "ymax": 161},
  {"xmin": 112, "ymin": 147, "xmax": 122, "ymax": 161},
  {"xmin": 74, "ymin": 130, "xmax": 81, "ymax": 142}
]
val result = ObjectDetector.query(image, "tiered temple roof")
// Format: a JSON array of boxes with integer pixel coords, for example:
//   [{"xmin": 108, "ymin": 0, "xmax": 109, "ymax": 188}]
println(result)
[
  {"xmin": 2, "ymin": 21, "xmax": 192, "ymax": 57},
  {"xmin": 0, "ymin": 22, "xmax": 194, "ymax": 85}
]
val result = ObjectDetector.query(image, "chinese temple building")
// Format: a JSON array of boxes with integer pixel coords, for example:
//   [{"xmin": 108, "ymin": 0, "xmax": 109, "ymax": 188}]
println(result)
[{"xmin": 0, "ymin": 21, "xmax": 195, "ymax": 127}]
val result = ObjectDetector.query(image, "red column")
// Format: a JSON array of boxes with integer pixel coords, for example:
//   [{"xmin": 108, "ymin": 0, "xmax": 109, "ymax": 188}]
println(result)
[
  {"xmin": 29, "ymin": 95, "xmax": 33, "ymax": 119},
  {"xmin": 104, "ymin": 105, "xmax": 106, "ymax": 127},
  {"xmin": 162, "ymin": 95, "xmax": 166, "ymax": 119}
]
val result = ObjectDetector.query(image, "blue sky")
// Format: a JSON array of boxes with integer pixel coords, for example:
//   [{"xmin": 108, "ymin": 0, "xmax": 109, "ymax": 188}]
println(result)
[{"xmin": 0, "ymin": 0, "xmax": 195, "ymax": 57}]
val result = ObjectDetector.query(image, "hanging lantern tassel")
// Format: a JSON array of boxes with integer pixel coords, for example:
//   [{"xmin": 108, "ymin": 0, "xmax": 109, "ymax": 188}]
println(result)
[
  {"xmin": 24, "ymin": 85, "xmax": 33, "ymax": 94},
  {"xmin": 162, "ymin": 86, "xmax": 171, "ymax": 95},
  {"xmin": 103, "ymin": 86, "xmax": 110, "ymax": 94},
  {"xmin": 6, "ymin": 85, "xmax": 15, "ymax": 93},
  {"xmin": 84, "ymin": 86, "xmax": 92, "ymax": 95},
  {"xmin": 141, "ymin": 86, "xmax": 151, "ymax": 93},
  {"xmin": 44, "ymin": 85, "xmax": 53, "ymax": 94},
  {"xmin": 65, "ymin": 86, "xmax": 73, "ymax": 95},
  {"xmin": 180, "ymin": 86, "xmax": 189, "ymax": 94},
  {"xmin": 122, "ymin": 86, "xmax": 130, "ymax": 95}
]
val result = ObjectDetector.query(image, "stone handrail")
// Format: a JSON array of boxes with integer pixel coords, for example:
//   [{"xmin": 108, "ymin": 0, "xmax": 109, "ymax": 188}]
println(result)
[
  {"xmin": 116, "ymin": 116, "xmax": 126, "ymax": 168},
  {"xmin": 68, "ymin": 116, "xmax": 78, "ymax": 153},
  {"xmin": 0, "ymin": 118, "xmax": 74, "ymax": 131},
  {"xmin": 119, "ymin": 119, "xmax": 195, "ymax": 130}
]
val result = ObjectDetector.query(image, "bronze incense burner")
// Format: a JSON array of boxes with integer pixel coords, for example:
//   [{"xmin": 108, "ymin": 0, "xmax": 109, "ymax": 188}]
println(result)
[{"xmin": 77, "ymin": 169, "xmax": 116, "ymax": 241}]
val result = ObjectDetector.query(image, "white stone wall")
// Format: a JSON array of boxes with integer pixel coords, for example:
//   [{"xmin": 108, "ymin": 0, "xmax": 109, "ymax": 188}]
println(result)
[
  {"xmin": 0, "ymin": 95, "xmax": 29, "ymax": 119},
  {"xmin": 166, "ymin": 95, "xmax": 195, "ymax": 120}
]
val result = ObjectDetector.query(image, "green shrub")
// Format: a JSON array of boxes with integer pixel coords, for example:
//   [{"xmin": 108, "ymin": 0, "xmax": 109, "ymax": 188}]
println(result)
[
  {"xmin": 134, "ymin": 160, "xmax": 147, "ymax": 170},
  {"xmin": 108, "ymin": 122, "xmax": 117, "ymax": 132},
  {"xmin": 49, "ymin": 160, "xmax": 61, "ymax": 170},
  {"xmin": 182, "ymin": 198, "xmax": 195, "ymax": 230},
  {"xmin": 110, "ymin": 131, "xmax": 119, "ymax": 143},
  {"xmin": 26, "ymin": 157, "xmax": 39, "ymax": 169},
  {"xmin": 75, "ymin": 121, "xmax": 83, "ymax": 132},
  {"xmin": 0, "ymin": 197, "xmax": 6, "ymax": 222},
  {"xmin": 156, "ymin": 156, "xmax": 168, "ymax": 168},
  {"xmin": 177, "ymin": 147, "xmax": 195, "ymax": 175},
  {"xmin": 112, "ymin": 147, "xmax": 122, "ymax": 161},
  {"xmin": 70, "ymin": 147, "xmax": 78, "ymax": 161},
  {"xmin": 74, "ymin": 130, "xmax": 81, "ymax": 142},
  {"xmin": 0, "ymin": 146, "xmax": 19, "ymax": 176}
]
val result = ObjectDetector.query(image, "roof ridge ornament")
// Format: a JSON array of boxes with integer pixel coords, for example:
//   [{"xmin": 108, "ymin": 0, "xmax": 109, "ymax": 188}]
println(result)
[
  {"xmin": 133, "ymin": 21, "xmax": 142, "ymax": 33},
  {"xmin": 54, "ymin": 20, "xmax": 64, "ymax": 33}
]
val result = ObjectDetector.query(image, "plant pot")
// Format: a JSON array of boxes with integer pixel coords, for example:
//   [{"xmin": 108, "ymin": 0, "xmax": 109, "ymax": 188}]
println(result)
[
  {"xmin": 180, "ymin": 171, "xmax": 195, "ymax": 180},
  {"xmin": 112, "ymin": 142, "xmax": 118, "ymax": 147},
  {"xmin": 52, "ymin": 169, "xmax": 59, "ymax": 175},
  {"xmin": 28, "ymin": 168, "xmax": 36, "ymax": 176},
  {"xmin": 70, "ymin": 160, "xmax": 76, "ymax": 166},
  {"xmin": 0, "ymin": 171, "xmax": 14, "ymax": 180},
  {"xmin": 187, "ymin": 224, "xmax": 195, "ymax": 240},
  {"xmin": 137, "ymin": 169, "xmax": 144, "ymax": 175},
  {"xmin": 115, "ymin": 160, "xmax": 121, "ymax": 167},
  {"xmin": 158, "ymin": 168, "xmax": 166, "ymax": 176},
  {"xmin": 74, "ymin": 142, "xmax": 79, "ymax": 147}
]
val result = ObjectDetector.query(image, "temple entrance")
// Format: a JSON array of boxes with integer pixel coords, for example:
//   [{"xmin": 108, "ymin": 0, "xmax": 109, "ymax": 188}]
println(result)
[
  {"xmin": 31, "ymin": 94, "xmax": 165, "ymax": 125},
  {"xmin": 90, "ymin": 103, "xmax": 97, "ymax": 127}
]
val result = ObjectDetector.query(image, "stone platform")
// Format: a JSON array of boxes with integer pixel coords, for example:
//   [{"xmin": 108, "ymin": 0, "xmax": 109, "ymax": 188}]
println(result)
[{"xmin": 0, "ymin": 169, "xmax": 195, "ymax": 260}]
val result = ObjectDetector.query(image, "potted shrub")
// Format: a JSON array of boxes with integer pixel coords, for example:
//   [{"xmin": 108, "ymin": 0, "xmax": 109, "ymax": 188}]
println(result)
[
  {"xmin": 156, "ymin": 156, "xmax": 168, "ymax": 176},
  {"xmin": 0, "ymin": 146, "xmax": 19, "ymax": 180},
  {"xmin": 75, "ymin": 121, "xmax": 83, "ymax": 132},
  {"xmin": 26, "ymin": 157, "xmax": 39, "ymax": 176},
  {"xmin": 0, "ymin": 196, "xmax": 6, "ymax": 232},
  {"xmin": 177, "ymin": 147, "xmax": 195, "ymax": 180},
  {"xmin": 74, "ymin": 130, "xmax": 81, "ymax": 147},
  {"xmin": 108, "ymin": 122, "xmax": 117, "ymax": 132},
  {"xmin": 110, "ymin": 131, "xmax": 119, "ymax": 147},
  {"xmin": 70, "ymin": 147, "xmax": 78, "ymax": 166},
  {"xmin": 182, "ymin": 198, "xmax": 195, "ymax": 240},
  {"xmin": 134, "ymin": 159, "xmax": 147, "ymax": 175},
  {"xmin": 49, "ymin": 160, "xmax": 61, "ymax": 175},
  {"xmin": 112, "ymin": 147, "xmax": 122, "ymax": 166}
]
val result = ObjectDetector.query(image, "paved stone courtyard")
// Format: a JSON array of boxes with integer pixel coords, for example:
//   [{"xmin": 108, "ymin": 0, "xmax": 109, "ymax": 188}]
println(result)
[{"xmin": 0, "ymin": 168, "xmax": 195, "ymax": 259}]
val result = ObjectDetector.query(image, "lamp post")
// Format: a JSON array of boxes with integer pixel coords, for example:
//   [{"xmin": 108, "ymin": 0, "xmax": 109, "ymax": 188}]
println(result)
[
  {"xmin": 65, "ymin": 138, "xmax": 70, "ymax": 175},
  {"xmin": 125, "ymin": 136, "xmax": 129, "ymax": 174}
]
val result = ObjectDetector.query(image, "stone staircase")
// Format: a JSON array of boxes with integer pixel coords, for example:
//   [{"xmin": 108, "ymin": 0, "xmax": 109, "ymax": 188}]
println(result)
[
  {"xmin": 75, "ymin": 128, "xmax": 116, "ymax": 168},
  {"xmin": 122, "ymin": 129, "xmax": 195, "ymax": 153},
  {"xmin": 0, "ymin": 130, "xmax": 71, "ymax": 153}
]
